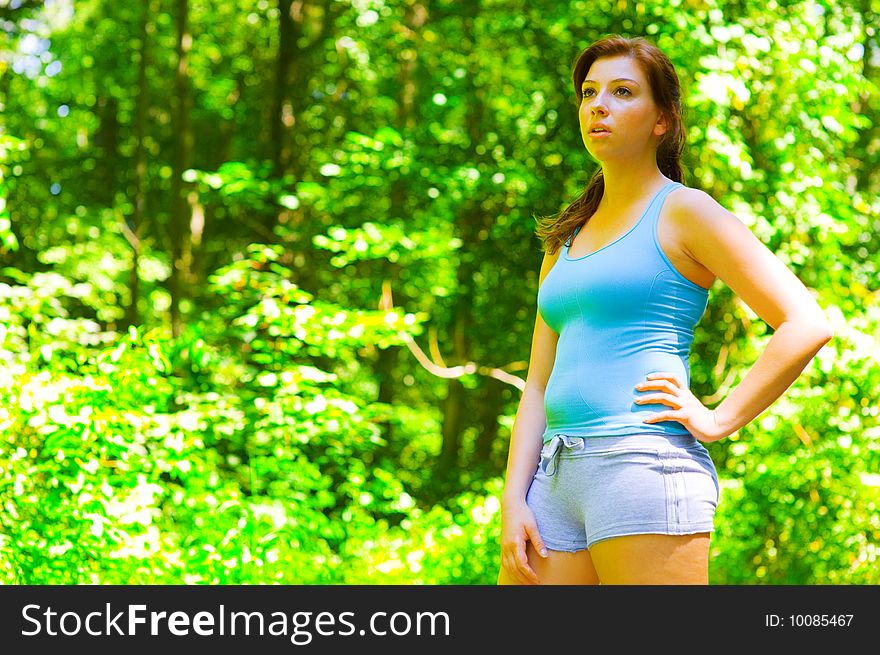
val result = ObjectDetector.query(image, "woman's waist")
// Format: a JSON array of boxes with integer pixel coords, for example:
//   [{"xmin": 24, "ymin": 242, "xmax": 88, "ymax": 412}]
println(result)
[{"xmin": 544, "ymin": 431, "xmax": 699, "ymax": 450}]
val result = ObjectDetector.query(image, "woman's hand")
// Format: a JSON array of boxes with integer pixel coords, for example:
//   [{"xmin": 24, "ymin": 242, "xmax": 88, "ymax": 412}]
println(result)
[
  {"xmin": 499, "ymin": 499, "xmax": 547, "ymax": 585},
  {"xmin": 634, "ymin": 372, "xmax": 729, "ymax": 443}
]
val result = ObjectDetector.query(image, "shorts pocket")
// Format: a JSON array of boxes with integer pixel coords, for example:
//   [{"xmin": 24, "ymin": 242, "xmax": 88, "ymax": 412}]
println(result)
[
  {"xmin": 662, "ymin": 447, "xmax": 720, "ymax": 526},
  {"xmin": 683, "ymin": 444, "xmax": 720, "ymax": 504}
]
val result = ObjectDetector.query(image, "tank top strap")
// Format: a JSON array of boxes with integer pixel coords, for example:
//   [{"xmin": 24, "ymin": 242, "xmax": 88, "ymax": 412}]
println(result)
[
  {"xmin": 630, "ymin": 181, "xmax": 681, "ymax": 248},
  {"xmin": 642, "ymin": 181, "xmax": 683, "ymax": 227},
  {"xmin": 564, "ymin": 224, "xmax": 582, "ymax": 249},
  {"xmin": 648, "ymin": 181, "xmax": 684, "ymax": 221}
]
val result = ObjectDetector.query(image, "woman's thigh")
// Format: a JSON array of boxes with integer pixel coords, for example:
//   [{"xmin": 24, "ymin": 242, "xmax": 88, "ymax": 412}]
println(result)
[
  {"xmin": 497, "ymin": 541, "xmax": 600, "ymax": 585},
  {"xmin": 587, "ymin": 532, "xmax": 711, "ymax": 584}
]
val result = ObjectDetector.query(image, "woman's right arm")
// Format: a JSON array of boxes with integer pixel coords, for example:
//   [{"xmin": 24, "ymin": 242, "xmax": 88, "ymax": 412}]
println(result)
[{"xmin": 499, "ymin": 248, "xmax": 560, "ymax": 584}]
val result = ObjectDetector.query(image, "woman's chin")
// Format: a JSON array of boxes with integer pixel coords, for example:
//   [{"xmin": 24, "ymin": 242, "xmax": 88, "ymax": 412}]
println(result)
[{"xmin": 583, "ymin": 147, "xmax": 607, "ymax": 161}]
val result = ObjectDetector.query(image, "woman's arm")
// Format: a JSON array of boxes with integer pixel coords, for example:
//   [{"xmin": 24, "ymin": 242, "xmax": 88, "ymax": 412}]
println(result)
[
  {"xmin": 713, "ymin": 322, "xmax": 832, "ymax": 437},
  {"xmin": 674, "ymin": 188, "xmax": 834, "ymax": 437},
  {"xmin": 499, "ymin": 252, "xmax": 561, "ymax": 582},
  {"xmin": 501, "ymin": 383, "xmax": 549, "ymax": 505},
  {"xmin": 501, "ymin": 251, "xmax": 560, "ymax": 505}
]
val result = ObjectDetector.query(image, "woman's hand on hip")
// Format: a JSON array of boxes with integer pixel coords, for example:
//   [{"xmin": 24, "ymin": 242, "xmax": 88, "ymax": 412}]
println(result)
[{"xmin": 635, "ymin": 372, "xmax": 729, "ymax": 443}]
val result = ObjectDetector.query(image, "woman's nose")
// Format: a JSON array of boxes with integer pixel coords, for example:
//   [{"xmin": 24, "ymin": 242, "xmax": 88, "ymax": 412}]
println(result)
[{"xmin": 589, "ymin": 93, "xmax": 611, "ymax": 109}]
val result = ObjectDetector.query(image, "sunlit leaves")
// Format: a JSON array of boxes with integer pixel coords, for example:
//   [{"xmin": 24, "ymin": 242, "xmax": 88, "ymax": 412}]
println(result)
[{"xmin": 0, "ymin": 0, "xmax": 877, "ymax": 586}]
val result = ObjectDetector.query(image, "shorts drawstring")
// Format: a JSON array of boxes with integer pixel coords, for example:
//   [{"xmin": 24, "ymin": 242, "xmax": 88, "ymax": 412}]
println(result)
[{"xmin": 539, "ymin": 435, "xmax": 586, "ymax": 477}]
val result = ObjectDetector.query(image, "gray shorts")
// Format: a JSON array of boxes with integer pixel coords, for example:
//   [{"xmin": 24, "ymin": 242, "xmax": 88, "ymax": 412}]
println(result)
[{"xmin": 525, "ymin": 433, "xmax": 720, "ymax": 551}]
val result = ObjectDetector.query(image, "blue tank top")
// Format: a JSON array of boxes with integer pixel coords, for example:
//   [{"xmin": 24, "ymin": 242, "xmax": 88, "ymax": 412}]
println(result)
[{"xmin": 537, "ymin": 181, "xmax": 709, "ymax": 443}]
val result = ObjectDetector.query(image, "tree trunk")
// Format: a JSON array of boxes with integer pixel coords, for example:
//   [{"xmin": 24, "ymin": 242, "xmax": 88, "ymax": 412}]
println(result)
[
  {"xmin": 169, "ymin": 0, "xmax": 194, "ymax": 338},
  {"xmin": 437, "ymin": 4, "xmax": 484, "ymax": 474},
  {"xmin": 374, "ymin": 2, "xmax": 427, "ymax": 454},
  {"xmin": 271, "ymin": 0, "xmax": 295, "ymax": 184},
  {"xmin": 123, "ymin": 0, "xmax": 157, "ymax": 331},
  {"xmin": 93, "ymin": 96, "xmax": 118, "ymax": 207},
  {"xmin": 475, "ymin": 378, "xmax": 503, "ymax": 465}
]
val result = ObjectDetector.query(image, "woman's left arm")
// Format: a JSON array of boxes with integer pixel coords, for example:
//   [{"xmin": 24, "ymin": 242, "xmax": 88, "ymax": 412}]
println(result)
[{"xmin": 674, "ymin": 189, "xmax": 834, "ymax": 439}]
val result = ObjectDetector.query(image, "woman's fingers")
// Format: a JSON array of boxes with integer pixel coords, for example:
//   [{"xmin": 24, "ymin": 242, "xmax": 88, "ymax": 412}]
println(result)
[
  {"xmin": 507, "ymin": 553, "xmax": 529, "ymax": 585},
  {"xmin": 502, "ymin": 542, "xmax": 537, "ymax": 585},
  {"xmin": 526, "ymin": 523, "xmax": 549, "ymax": 559},
  {"xmin": 515, "ymin": 547, "xmax": 535, "ymax": 585},
  {"xmin": 634, "ymin": 392, "xmax": 680, "ymax": 408},
  {"xmin": 503, "ymin": 551, "xmax": 526, "ymax": 585},
  {"xmin": 515, "ymin": 537, "xmax": 540, "ymax": 585}
]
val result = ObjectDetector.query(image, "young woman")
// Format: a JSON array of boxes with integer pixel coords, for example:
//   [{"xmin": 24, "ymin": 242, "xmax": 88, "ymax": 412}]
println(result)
[{"xmin": 498, "ymin": 35, "xmax": 834, "ymax": 585}]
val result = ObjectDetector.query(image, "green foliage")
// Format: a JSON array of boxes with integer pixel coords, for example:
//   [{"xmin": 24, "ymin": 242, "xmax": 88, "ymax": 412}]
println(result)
[
  {"xmin": 711, "ymin": 305, "xmax": 880, "ymax": 584},
  {"xmin": 0, "ymin": 134, "xmax": 24, "ymax": 254},
  {"xmin": 0, "ymin": 0, "xmax": 878, "ymax": 585}
]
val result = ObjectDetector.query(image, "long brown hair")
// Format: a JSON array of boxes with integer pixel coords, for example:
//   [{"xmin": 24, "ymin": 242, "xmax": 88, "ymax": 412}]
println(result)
[{"xmin": 535, "ymin": 35, "xmax": 687, "ymax": 255}]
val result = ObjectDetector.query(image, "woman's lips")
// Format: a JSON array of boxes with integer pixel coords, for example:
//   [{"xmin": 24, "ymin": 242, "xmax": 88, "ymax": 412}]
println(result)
[{"xmin": 588, "ymin": 130, "xmax": 611, "ymax": 139}]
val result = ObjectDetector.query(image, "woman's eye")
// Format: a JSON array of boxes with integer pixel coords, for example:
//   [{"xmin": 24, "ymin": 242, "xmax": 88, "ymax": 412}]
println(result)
[{"xmin": 581, "ymin": 87, "xmax": 631, "ymax": 97}]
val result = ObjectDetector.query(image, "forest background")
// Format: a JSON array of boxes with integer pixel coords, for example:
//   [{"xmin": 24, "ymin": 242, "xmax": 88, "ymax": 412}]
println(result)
[{"xmin": 1, "ymin": 0, "xmax": 878, "ymax": 584}]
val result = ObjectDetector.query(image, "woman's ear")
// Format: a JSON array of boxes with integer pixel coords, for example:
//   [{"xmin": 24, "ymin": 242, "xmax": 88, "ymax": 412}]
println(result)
[{"xmin": 653, "ymin": 111, "xmax": 669, "ymax": 138}]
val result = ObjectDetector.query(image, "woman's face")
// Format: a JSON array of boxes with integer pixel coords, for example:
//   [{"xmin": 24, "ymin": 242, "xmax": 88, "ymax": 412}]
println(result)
[{"xmin": 578, "ymin": 55, "xmax": 667, "ymax": 159}]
